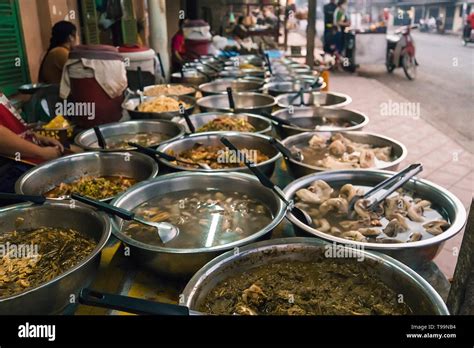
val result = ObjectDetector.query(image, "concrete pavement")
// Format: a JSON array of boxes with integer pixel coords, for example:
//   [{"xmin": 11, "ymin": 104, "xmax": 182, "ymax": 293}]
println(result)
[{"xmin": 329, "ymin": 73, "xmax": 472, "ymax": 279}]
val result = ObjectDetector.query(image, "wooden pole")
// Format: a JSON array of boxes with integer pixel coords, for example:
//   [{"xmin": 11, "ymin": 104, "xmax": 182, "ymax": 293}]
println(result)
[{"xmin": 306, "ymin": 0, "xmax": 316, "ymax": 68}]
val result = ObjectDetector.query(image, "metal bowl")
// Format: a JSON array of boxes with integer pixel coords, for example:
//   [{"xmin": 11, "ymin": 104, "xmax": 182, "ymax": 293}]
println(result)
[
  {"xmin": 183, "ymin": 237, "xmax": 449, "ymax": 314},
  {"xmin": 219, "ymin": 67, "xmax": 266, "ymax": 78},
  {"xmin": 0, "ymin": 202, "xmax": 111, "ymax": 314},
  {"xmin": 197, "ymin": 92, "xmax": 276, "ymax": 115},
  {"xmin": 283, "ymin": 171, "xmax": 467, "ymax": 268},
  {"xmin": 15, "ymin": 152, "xmax": 159, "ymax": 201},
  {"xmin": 110, "ymin": 172, "xmax": 287, "ymax": 277},
  {"xmin": 272, "ymin": 106, "xmax": 368, "ymax": 138},
  {"xmin": 74, "ymin": 120, "xmax": 186, "ymax": 152},
  {"xmin": 265, "ymin": 79, "xmax": 326, "ymax": 97},
  {"xmin": 171, "ymin": 70, "xmax": 214, "ymax": 86},
  {"xmin": 269, "ymin": 74, "xmax": 319, "ymax": 85},
  {"xmin": 143, "ymin": 83, "xmax": 196, "ymax": 97},
  {"xmin": 281, "ymin": 131, "xmax": 406, "ymax": 178},
  {"xmin": 156, "ymin": 132, "xmax": 281, "ymax": 176},
  {"xmin": 123, "ymin": 95, "xmax": 195, "ymax": 120},
  {"xmin": 276, "ymin": 91, "xmax": 352, "ymax": 109},
  {"xmin": 177, "ymin": 112, "xmax": 272, "ymax": 135},
  {"xmin": 199, "ymin": 79, "xmax": 263, "ymax": 96}
]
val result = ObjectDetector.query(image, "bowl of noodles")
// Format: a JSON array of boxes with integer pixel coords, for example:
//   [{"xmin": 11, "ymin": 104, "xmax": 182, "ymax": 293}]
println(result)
[{"xmin": 123, "ymin": 95, "xmax": 195, "ymax": 120}]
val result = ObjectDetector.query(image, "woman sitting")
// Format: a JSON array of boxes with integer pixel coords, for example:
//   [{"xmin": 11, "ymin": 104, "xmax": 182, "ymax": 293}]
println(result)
[{"xmin": 38, "ymin": 21, "xmax": 77, "ymax": 84}]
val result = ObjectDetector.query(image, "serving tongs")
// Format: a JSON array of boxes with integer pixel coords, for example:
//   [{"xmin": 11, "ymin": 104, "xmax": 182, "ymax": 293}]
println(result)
[
  {"xmin": 70, "ymin": 193, "xmax": 179, "ymax": 243},
  {"xmin": 79, "ymin": 288, "xmax": 203, "ymax": 315},
  {"xmin": 347, "ymin": 163, "xmax": 423, "ymax": 219},
  {"xmin": 220, "ymin": 137, "xmax": 312, "ymax": 226},
  {"xmin": 129, "ymin": 142, "xmax": 212, "ymax": 170},
  {"xmin": 268, "ymin": 137, "xmax": 304, "ymax": 162}
]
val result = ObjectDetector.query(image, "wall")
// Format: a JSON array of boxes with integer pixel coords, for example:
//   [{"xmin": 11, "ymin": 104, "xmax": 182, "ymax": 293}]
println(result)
[{"xmin": 18, "ymin": 0, "xmax": 81, "ymax": 83}]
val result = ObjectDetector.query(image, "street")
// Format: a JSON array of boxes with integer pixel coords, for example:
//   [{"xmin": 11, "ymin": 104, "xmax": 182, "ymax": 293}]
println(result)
[{"xmin": 356, "ymin": 31, "xmax": 474, "ymax": 152}]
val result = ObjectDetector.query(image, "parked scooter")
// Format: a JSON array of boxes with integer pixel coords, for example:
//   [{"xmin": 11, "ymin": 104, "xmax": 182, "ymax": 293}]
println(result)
[
  {"xmin": 462, "ymin": 24, "xmax": 474, "ymax": 46},
  {"xmin": 386, "ymin": 25, "xmax": 418, "ymax": 80}
]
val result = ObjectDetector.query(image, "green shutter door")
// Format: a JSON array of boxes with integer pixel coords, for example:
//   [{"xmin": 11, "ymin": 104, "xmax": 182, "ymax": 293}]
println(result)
[
  {"xmin": 121, "ymin": 0, "xmax": 137, "ymax": 45},
  {"xmin": 81, "ymin": 0, "xmax": 100, "ymax": 44},
  {"xmin": 0, "ymin": 0, "xmax": 29, "ymax": 96}
]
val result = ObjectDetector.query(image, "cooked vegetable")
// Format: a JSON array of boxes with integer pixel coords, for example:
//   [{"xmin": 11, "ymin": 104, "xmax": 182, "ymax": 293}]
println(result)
[
  {"xmin": 45, "ymin": 176, "xmax": 137, "ymax": 200},
  {"xmin": 200, "ymin": 259, "xmax": 412, "ymax": 315},
  {"xmin": 169, "ymin": 144, "xmax": 270, "ymax": 169},
  {"xmin": 197, "ymin": 117, "xmax": 256, "ymax": 132},
  {"xmin": 0, "ymin": 227, "xmax": 96, "ymax": 298}
]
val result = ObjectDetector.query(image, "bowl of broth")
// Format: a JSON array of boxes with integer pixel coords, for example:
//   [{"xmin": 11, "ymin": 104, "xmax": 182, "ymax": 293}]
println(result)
[
  {"xmin": 281, "ymin": 131, "xmax": 406, "ymax": 178},
  {"xmin": 110, "ymin": 172, "xmax": 286, "ymax": 277},
  {"xmin": 283, "ymin": 170, "xmax": 467, "ymax": 267},
  {"xmin": 75, "ymin": 120, "xmax": 185, "ymax": 152}
]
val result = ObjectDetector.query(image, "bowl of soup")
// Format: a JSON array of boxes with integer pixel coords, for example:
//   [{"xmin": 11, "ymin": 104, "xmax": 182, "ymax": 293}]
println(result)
[{"xmin": 110, "ymin": 172, "xmax": 286, "ymax": 277}]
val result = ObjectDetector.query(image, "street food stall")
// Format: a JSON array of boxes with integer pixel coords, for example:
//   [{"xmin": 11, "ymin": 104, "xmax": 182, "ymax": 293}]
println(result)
[{"xmin": 0, "ymin": 47, "xmax": 470, "ymax": 319}]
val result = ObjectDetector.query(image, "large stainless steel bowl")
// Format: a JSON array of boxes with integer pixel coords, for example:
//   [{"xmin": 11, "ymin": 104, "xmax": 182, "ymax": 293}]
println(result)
[
  {"xmin": 143, "ymin": 83, "xmax": 196, "ymax": 97},
  {"xmin": 74, "ymin": 120, "xmax": 186, "ymax": 152},
  {"xmin": 197, "ymin": 92, "xmax": 276, "ymax": 114},
  {"xmin": 283, "ymin": 170, "xmax": 467, "ymax": 267},
  {"xmin": 281, "ymin": 131, "xmax": 406, "ymax": 178},
  {"xmin": 123, "ymin": 95, "xmax": 195, "ymax": 120},
  {"xmin": 219, "ymin": 67, "xmax": 266, "ymax": 78},
  {"xmin": 183, "ymin": 238, "xmax": 449, "ymax": 315},
  {"xmin": 177, "ymin": 112, "xmax": 272, "ymax": 135},
  {"xmin": 264, "ymin": 79, "xmax": 326, "ymax": 97},
  {"xmin": 276, "ymin": 91, "xmax": 352, "ymax": 109},
  {"xmin": 110, "ymin": 172, "xmax": 287, "ymax": 277},
  {"xmin": 15, "ymin": 152, "xmax": 159, "ymax": 201},
  {"xmin": 156, "ymin": 131, "xmax": 281, "ymax": 176},
  {"xmin": 199, "ymin": 79, "xmax": 263, "ymax": 96},
  {"xmin": 170, "ymin": 70, "xmax": 216, "ymax": 86},
  {"xmin": 0, "ymin": 202, "xmax": 111, "ymax": 314},
  {"xmin": 272, "ymin": 106, "xmax": 368, "ymax": 138}
]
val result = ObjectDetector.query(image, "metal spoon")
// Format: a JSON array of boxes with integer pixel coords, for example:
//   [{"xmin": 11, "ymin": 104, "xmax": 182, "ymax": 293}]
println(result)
[
  {"xmin": 347, "ymin": 163, "xmax": 423, "ymax": 219},
  {"xmin": 129, "ymin": 142, "xmax": 212, "ymax": 170},
  {"xmin": 70, "ymin": 193, "xmax": 179, "ymax": 244},
  {"xmin": 219, "ymin": 137, "xmax": 312, "ymax": 226}
]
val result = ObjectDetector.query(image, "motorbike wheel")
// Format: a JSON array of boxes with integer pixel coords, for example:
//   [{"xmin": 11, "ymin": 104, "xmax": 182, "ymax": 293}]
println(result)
[
  {"xmin": 402, "ymin": 53, "xmax": 416, "ymax": 80},
  {"xmin": 386, "ymin": 51, "xmax": 395, "ymax": 73}
]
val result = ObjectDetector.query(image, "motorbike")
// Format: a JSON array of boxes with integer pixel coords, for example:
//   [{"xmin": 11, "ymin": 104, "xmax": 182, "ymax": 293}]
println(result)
[
  {"xmin": 462, "ymin": 24, "xmax": 474, "ymax": 46},
  {"xmin": 386, "ymin": 25, "xmax": 418, "ymax": 80}
]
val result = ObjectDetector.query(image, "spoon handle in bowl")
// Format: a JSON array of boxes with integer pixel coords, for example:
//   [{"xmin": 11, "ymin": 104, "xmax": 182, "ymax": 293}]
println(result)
[
  {"xmin": 268, "ymin": 138, "xmax": 294, "ymax": 160},
  {"xmin": 70, "ymin": 193, "xmax": 134, "ymax": 220},
  {"xmin": 79, "ymin": 288, "xmax": 191, "ymax": 315}
]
